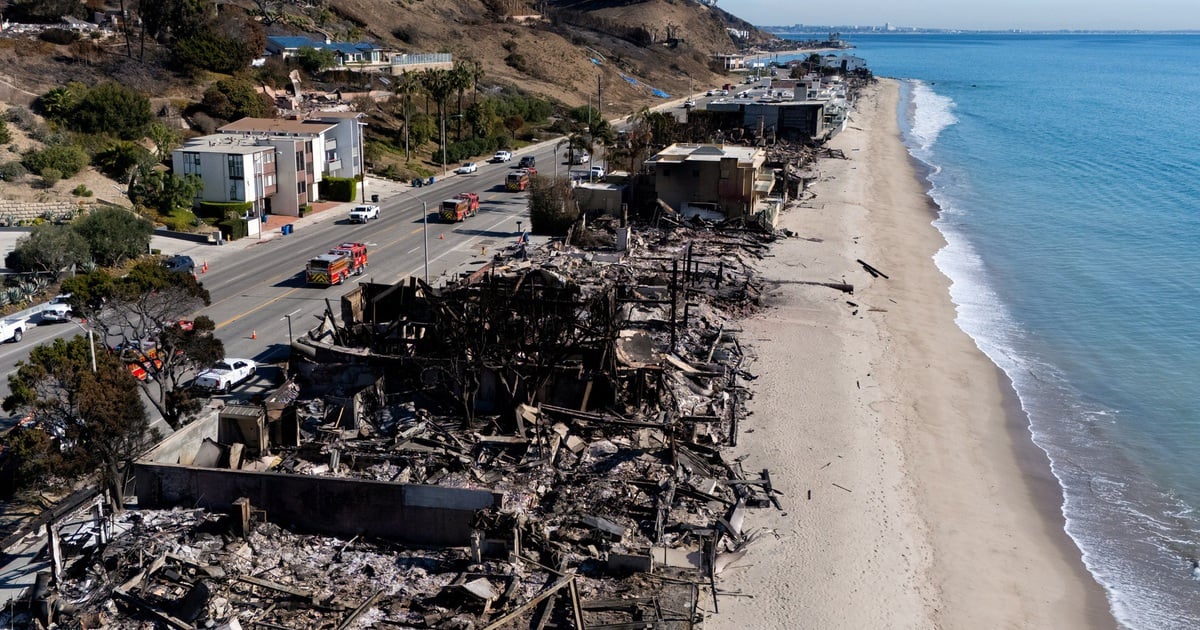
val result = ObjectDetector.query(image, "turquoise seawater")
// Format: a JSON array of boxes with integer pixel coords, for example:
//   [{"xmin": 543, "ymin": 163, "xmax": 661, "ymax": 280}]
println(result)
[{"xmin": 783, "ymin": 33, "xmax": 1200, "ymax": 628}]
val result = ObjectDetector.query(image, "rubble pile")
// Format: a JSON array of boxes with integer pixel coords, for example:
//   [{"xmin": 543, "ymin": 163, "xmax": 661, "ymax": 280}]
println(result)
[{"xmin": 34, "ymin": 224, "xmax": 793, "ymax": 629}]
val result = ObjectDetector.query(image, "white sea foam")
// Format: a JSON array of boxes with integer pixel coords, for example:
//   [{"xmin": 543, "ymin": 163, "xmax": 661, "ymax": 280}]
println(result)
[
  {"xmin": 900, "ymin": 77, "xmax": 1200, "ymax": 629},
  {"xmin": 908, "ymin": 81, "xmax": 957, "ymax": 155}
]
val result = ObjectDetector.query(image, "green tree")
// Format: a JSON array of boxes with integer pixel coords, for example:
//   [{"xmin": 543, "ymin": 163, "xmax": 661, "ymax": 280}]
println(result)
[
  {"xmin": 450, "ymin": 61, "xmax": 473, "ymax": 140},
  {"xmin": 394, "ymin": 70, "xmax": 422, "ymax": 160},
  {"xmin": 465, "ymin": 100, "xmax": 499, "ymax": 140},
  {"xmin": 173, "ymin": 8, "xmax": 265, "ymax": 74},
  {"xmin": 62, "ymin": 261, "xmax": 219, "ymax": 430},
  {"xmin": 0, "ymin": 425, "xmax": 60, "ymax": 498},
  {"xmin": 70, "ymin": 82, "xmax": 152, "ymax": 140},
  {"xmin": 93, "ymin": 141, "xmax": 154, "ymax": 183},
  {"xmin": 36, "ymin": 84, "xmax": 83, "ymax": 119},
  {"xmin": 7, "ymin": 223, "xmax": 91, "ymax": 278},
  {"xmin": 147, "ymin": 122, "xmax": 181, "ymax": 163},
  {"xmin": 201, "ymin": 76, "xmax": 277, "ymax": 121},
  {"xmin": 0, "ymin": 117, "xmax": 11, "ymax": 146},
  {"xmin": 296, "ymin": 47, "xmax": 337, "ymax": 74},
  {"xmin": 3, "ymin": 335, "xmax": 154, "ymax": 507},
  {"xmin": 420, "ymin": 68, "xmax": 454, "ymax": 163},
  {"xmin": 129, "ymin": 169, "xmax": 203, "ymax": 215},
  {"xmin": 23, "ymin": 144, "xmax": 89, "ymax": 178},
  {"xmin": 72, "ymin": 205, "xmax": 153, "ymax": 266}
]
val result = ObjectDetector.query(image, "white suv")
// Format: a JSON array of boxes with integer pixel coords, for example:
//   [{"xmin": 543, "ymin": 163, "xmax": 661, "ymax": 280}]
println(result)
[
  {"xmin": 41, "ymin": 294, "xmax": 72, "ymax": 323},
  {"xmin": 492, "ymin": 151, "xmax": 512, "ymax": 163}
]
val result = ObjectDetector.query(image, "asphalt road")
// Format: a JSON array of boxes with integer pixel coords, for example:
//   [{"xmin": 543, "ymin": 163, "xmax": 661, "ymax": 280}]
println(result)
[{"xmin": 0, "ymin": 143, "xmax": 567, "ymax": 427}]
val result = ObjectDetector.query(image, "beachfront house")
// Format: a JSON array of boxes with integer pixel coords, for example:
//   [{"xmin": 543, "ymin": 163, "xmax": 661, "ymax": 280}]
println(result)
[
  {"xmin": 644, "ymin": 144, "xmax": 776, "ymax": 225},
  {"xmin": 266, "ymin": 36, "xmax": 391, "ymax": 72}
]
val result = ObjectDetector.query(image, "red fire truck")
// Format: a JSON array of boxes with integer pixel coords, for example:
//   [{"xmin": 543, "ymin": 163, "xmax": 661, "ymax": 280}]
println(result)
[
  {"xmin": 440, "ymin": 192, "xmax": 480, "ymax": 222},
  {"xmin": 305, "ymin": 242, "xmax": 368, "ymax": 286}
]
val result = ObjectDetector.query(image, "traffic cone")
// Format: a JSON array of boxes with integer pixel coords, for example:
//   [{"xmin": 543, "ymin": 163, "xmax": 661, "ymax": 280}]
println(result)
[
  {"xmin": 251, "ymin": 330, "xmax": 257, "ymax": 340},
  {"xmin": 481, "ymin": 246, "xmax": 486, "ymax": 255},
  {"xmin": 202, "ymin": 260, "xmax": 209, "ymax": 273},
  {"xmin": 439, "ymin": 233, "xmax": 444, "ymax": 240}
]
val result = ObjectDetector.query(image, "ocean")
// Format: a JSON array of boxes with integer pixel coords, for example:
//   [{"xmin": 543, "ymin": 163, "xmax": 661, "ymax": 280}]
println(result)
[{"xmin": 780, "ymin": 33, "xmax": 1200, "ymax": 628}]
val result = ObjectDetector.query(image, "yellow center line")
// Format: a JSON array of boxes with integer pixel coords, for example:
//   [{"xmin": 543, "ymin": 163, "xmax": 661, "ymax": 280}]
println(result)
[
  {"xmin": 216, "ymin": 287, "xmax": 301, "ymax": 330},
  {"xmin": 214, "ymin": 222, "xmax": 433, "ymax": 330}
]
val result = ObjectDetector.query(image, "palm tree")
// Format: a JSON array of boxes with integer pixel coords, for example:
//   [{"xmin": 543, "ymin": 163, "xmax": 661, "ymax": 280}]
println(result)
[
  {"xmin": 395, "ymin": 70, "xmax": 421, "ymax": 161},
  {"xmin": 467, "ymin": 58, "xmax": 485, "ymax": 105},
  {"xmin": 450, "ymin": 62, "xmax": 473, "ymax": 141},
  {"xmin": 420, "ymin": 69, "xmax": 454, "ymax": 165}
]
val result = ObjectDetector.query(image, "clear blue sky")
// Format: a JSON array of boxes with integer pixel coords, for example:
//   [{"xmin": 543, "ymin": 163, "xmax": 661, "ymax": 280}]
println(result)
[{"xmin": 719, "ymin": 0, "xmax": 1200, "ymax": 31}]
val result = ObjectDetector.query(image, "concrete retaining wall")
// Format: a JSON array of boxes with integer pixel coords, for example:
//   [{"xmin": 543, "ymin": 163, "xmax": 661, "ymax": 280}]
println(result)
[
  {"xmin": 133, "ymin": 463, "xmax": 499, "ymax": 546},
  {"xmin": 0, "ymin": 200, "xmax": 92, "ymax": 225}
]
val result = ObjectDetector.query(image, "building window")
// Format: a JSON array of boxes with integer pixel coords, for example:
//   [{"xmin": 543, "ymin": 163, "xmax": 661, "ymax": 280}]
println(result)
[
  {"xmin": 230, "ymin": 182, "xmax": 244, "ymax": 200},
  {"xmin": 227, "ymin": 155, "xmax": 243, "ymax": 179},
  {"xmin": 326, "ymin": 149, "xmax": 337, "ymax": 163},
  {"xmin": 182, "ymin": 152, "xmax": 201, "ymax": 175},
  {"xmin": 263, "ymin": 151, "xmax": 274, "ymax": 163},
  {"xmin": 298, "ymin": 181, "xmax": 307, "ymax": 195},
  {"xmin": 264, "ymin": 174, "xmax": 275, "ymax": 187},
  {"xmin": 296, "ymin": 150, "xmax": 304, "ymax": 171}
]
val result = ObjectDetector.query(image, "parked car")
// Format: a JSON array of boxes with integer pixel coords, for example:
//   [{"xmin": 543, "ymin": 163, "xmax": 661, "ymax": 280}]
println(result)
[
  {"xmin": 40, "ymin": 294, "xmax": 72, "ymax": 323},
  {"xmin": 518, "ymin": 156, "xmax": 536, "ymax": 169},
  {"xmin": 455, "ymin": 162, "xmax": 479, "ymax": 174},
  {"xmin": 194, "ymin": 358, "xmax": 256, "ymax": 393},
  {"xmin": 163, "ymin": 255, "xmax": 195, "ymax": 274},
  {"xmin": 348, "ymin": 204, "xmax": 380, "ymax": 223},
  {"xmin": 0, "ymin": 318, "xmax": 24, "ymax": 343},
  {"xmin": 705, "ymin": 89, "xmax": 716, "ymax": 96},
  {"xmin": 491, "ymin": 151, "xmax": 512, "ymax": 163},
  {"xmin": 683, "ymin": 99, "xmax": 696, "ymax": 108},
  {"xmin": 589, "ymin": 166, "xmax": 606, "ymax": 179},
  {"xmin": 571, "ymin": 151, "xmax": 590, "ymax": 165}
]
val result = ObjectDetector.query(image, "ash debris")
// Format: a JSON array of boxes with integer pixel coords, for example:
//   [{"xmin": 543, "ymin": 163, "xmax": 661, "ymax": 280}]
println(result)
[{"xmin": 20, "ymin": 218, "xmax": 797, "ymax": 629}]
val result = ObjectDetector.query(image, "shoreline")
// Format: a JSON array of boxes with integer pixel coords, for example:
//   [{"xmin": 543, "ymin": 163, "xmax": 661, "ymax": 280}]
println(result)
[{"xmin": 706, "ymin": 78, "xmax": 1113, "ymax": 628}]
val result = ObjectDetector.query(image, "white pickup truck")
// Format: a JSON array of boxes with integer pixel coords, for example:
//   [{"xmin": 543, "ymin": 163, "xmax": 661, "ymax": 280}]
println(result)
[
  {"xmin": 194, "ymin": 358, "xmax": 256, "ymax": 393},
  {"xmin": 348, "ymin": 204, "xmax": 380, "ymax": 223},
  {"xmin": 0, "ymin": 318, "xmax": 25, "ymax": 343}
]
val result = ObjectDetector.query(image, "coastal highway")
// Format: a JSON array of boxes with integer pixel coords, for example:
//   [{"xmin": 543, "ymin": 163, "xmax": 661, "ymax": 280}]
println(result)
[{"xmin": 0, "ymin": 144, "xmax": 564, "ymax": 421}]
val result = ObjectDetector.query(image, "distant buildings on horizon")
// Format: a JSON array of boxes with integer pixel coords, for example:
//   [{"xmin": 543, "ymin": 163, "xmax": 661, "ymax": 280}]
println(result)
[{"xmin": 759, "ymin": 24, "xmax": 1200, "ymax": 35}]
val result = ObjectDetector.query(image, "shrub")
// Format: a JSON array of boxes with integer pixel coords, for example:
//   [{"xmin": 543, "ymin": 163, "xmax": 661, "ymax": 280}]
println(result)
[
  {"xmin": 0, "ymin": 161, "xmax": 27, "ymax": 182},
  {"xmin": 69, "ymin": 82, "xmax": 153, "ymax": 140},
  {"xmin": 321, "ymin": 176, "xmax": 357, "ymax": 202},
  {"xmin": 24, "ymin": 144, "xmax": 88, "ymax": 178},
  {"xmin": 5, "ymin": 106, "xmax": 36, "ymax": 131},
  {"xmin": 504, "ymin": 53, "xmax": 528, "ymax": 73},
  {"xmin": 162, "ymin": 208, "xmax": 199, "ymax": 231},
  {"xmin": 298, "ymin": 205, "xmax": 312, "ymax": 217},
  {"xmin": 196, "ymin": 201, "xmax": 252, "ymax": 220},
  {"xmin": 39, "ymin": 29, "xmax": 79, "ymax": 45},
  {"xmin": 218, "ymin": 217, "xmax": 248, "ymax": 241},
  {"xmin": 72, "ymin": 205, "xmax": 154, "ymax": 267},
  {"xmin": 0, "ymin": 118, "xmax": 10, "ymax": 145},
  {"xmin": 71, "ymin": 184, "xmax": 92, "ymax": 197},
  {"xmin": 39, "ymin": 168, "xmax": 61, "ymax": 188}
]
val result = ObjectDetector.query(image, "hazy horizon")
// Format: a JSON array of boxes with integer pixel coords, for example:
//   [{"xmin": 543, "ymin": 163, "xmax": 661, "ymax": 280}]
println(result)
[{"xmin": 720, "ymin": 0, "xmax": 1200, "ymax": 32}]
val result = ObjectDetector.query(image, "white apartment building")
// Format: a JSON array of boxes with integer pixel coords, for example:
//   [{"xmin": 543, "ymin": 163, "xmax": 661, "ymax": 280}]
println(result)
[{"xmin": 173, "ymin": 113, "xmax": 366, "ymax": 218}]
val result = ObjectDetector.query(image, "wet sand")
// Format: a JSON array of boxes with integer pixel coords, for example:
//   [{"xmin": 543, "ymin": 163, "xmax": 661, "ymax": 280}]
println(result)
[{"xmin": 705, "ymin": 79, "xmax": 1114, "ymax": 629}]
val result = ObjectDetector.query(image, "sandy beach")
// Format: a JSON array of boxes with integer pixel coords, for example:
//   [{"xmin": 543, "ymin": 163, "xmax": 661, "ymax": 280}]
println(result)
[{"xmin": 706, "ymin": 79, "xmax": 1115, "ymax": 628}]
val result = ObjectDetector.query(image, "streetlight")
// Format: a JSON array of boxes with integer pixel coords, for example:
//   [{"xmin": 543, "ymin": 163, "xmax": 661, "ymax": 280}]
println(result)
[
  {"xmin": 281, "ymin": 309, "xmax": 301, "ymax": 345},
  {"xmin": 357, "ymin": 121, "xmax": 368, "ymax": 203},
  {"xmin": 440, "ymin": 115, "xmax": 447, "ymax": 179},
  {"xmin": 421, "ymin": 201, "xmax": 429, "ymax": 283},
  {"xmin": 71, "ymin": 320, "xmax": 96, "ymax": 373}
]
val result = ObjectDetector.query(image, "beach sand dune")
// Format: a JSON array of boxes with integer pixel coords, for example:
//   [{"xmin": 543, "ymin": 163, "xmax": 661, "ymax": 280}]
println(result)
[{"xmin": 706, "ymin": 79, "xmax": 1114, "ymax": 629}]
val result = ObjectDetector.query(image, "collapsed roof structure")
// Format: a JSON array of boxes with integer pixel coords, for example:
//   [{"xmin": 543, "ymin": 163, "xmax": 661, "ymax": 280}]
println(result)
[{"xmin": 21, "ymin": 218, "xmax": 822, "ymax": 628}]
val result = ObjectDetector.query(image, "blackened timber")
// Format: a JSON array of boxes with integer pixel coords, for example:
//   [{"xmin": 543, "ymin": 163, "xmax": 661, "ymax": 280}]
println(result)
[{"xmin": 481, "ymin": 575, "xmax": 577, "ymax": 630}]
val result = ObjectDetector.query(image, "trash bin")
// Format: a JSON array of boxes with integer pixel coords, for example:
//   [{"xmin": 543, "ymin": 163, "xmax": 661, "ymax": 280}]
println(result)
[
  {"xmin": 282, "ymin": 224, "xmax": 292, "ymax": 235},
  {"xmin": 371, "ymin": 194, "xmax": 379, "ymax": 203},
  {"xmin": 262, "ymin": 214, "xmax": 268, "ymax": 224}
]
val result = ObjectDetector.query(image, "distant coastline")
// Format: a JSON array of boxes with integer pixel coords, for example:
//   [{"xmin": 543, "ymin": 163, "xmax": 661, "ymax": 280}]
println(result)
[{"xmin": 764, "ymin": 27, "xmax": 1200, "ymax": 35}]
